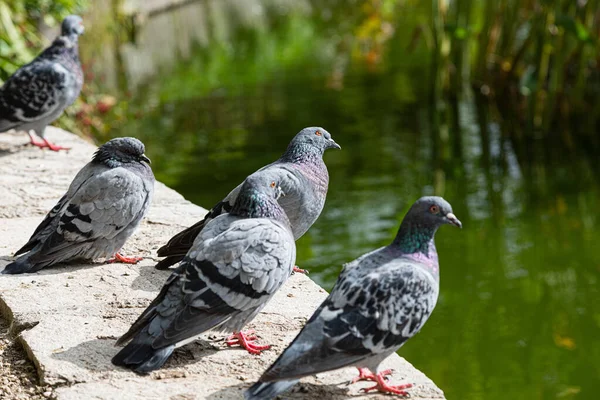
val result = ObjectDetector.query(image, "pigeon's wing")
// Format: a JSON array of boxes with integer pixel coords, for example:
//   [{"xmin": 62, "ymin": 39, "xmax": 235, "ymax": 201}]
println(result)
[
  {"xmin": 260, "ymin": 259, "xmax": 438, "ymax": 381},
  {"xmin": 0, "ymin": 60, "xmax": 68, "ymax": 130},
  {"xmin": 155, "ymin": 183, "xmax": 242, "ymax": 261},
  {"xmin": 151, "ymin": 216, "xmax": 295, "ymax": 348},
  {"xmin": 27, "ymin": 167, "xmax": 151, "ymax": 265},
  {"xmin": 14, "ymin": 163, "xmax": 99, "ymax": 256}
]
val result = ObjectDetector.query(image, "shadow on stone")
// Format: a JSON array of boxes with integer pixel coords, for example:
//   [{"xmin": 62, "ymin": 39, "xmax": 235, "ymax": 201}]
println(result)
[
  {"xmin": 0, "ymin": 258, "xmax": 104, "ymax": 276},
  {"xmin": 206, "ymin": 381, "xmax": 353, "ymax": 400},
  {"xmin": 52, "ymin": 337, "xmax": 220, "ymax": 375},
  {"xmin": 52, "ymin": 338, "xmax": 122, "ymax": 374},
  {"xmin": 130, "ymin": 264, "xmax": 171, "ymax": 293}
]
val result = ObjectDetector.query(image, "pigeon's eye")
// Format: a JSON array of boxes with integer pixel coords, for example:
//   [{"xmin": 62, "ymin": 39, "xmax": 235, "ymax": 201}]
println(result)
[
  {"xmin": 429, "ymin": 205, "xmax": 440, "ymax": 214},
  {"xmin": 315, "ymin": 130, "xmax": 322, "ymax": 136},
  {"xmin": 270, "ymin": 181, "xmax": 276, "ymax": 188}
]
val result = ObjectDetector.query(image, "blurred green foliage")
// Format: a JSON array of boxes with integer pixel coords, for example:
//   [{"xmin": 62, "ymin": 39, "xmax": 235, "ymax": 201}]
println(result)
[{"xmin": 0, "ymin": 0, "xmax": 88, "ymax": 81}]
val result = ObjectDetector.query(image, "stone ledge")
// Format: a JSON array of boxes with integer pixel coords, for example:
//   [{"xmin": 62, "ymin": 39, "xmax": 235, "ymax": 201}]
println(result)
[{"xmin": 0, "ymin": 127, "xmax": 445, "ymax": 399}]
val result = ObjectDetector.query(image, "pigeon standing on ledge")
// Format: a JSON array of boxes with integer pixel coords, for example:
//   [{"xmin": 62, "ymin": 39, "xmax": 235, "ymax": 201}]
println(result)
[
  {"xmin": 0, "ymin": 15, "xmax": 84, "ymax": 151},
  {"xmin": 2, "ymin": 137, "xmax": 154, "ymax": 275},
  {"xmin": 154, "ymin": 127, "xmax": 340, "ymax": 272},
  {"xmin": 245, "ymin": 196, "xmax": 462, "ymax": 399},
  {"xmin": 112, "ymin": 170, "xmax": 296, "ymax": 373}
]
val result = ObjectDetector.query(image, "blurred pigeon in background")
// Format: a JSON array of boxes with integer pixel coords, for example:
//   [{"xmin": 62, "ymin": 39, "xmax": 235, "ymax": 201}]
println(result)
[
  {"xmin": 2, "ymin": 137, "xmax": 154, "ymax": 274},
  {"xmin": 0, "ymin": 15, "xmax": 84, "ymax": 151},
  {"xmin": 112, "ymin": 170, "xmax": 296, "ymax": 373},
  {"xmin": 245, "ymin": 196, "xmax": 462, "ymax": 399},
  {"xmin": 155, "ymin": 127, "xmax": 340, "ymax": 272}
]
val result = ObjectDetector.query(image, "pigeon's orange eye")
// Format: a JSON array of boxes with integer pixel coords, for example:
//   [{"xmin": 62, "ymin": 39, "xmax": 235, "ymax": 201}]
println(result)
[
  {"xmin": 429, "ymin": 205, "xmax": 440, "ymax": 214},
  {"xmin": 270, "ymin": 181, "xmax": 276, "ymax": 188},
  {"xmin": 315, "ymin": 130, "xmax": 322, "ymax": 136}
]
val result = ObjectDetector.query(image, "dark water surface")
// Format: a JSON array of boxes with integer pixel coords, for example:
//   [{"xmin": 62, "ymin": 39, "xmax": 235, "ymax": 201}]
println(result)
[{"xmin": 90, "ymin": 4, "xmax": 600, "ymax": 399}]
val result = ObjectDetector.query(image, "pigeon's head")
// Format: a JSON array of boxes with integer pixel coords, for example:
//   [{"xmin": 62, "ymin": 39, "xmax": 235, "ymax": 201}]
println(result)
[
  {"xmin": 289, "ymin": 127, "xmax": 341, "ymax": 154},
  {"xmin": 233, "ymin": 171, "xmax": 288, "ymax": 220},
  {"xmin": 93, "ymin": 137, "xmax": 151, "ymax": 167},
  {"xmin": 243, "ymin": 171, "xmax": 286, "ymax": 201},
  {"xmin": 407, "ymin": 196, "xmax": 462, "ymax": 229},
  {"xmin": 61, "ymin": 15, "xmax": 85, "ymax": 37}
]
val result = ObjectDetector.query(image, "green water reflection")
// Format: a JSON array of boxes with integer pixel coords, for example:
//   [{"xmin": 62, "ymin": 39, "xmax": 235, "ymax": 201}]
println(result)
[{"xmin": 96, "ymin": 9, "xmax": 600, "ymax": 400}]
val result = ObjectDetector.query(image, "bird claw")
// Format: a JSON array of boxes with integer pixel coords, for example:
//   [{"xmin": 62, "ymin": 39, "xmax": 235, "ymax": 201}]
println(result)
[
  {"xmin": 225, "ymin": 331, "xmax": 270, "ymax": 355},
  {"xmin": 292, "ymin": 266, "xmax": 308, "ymax": 274},
  {"xmin": 360, "ymin": 371, "xmax": 412, "ymax": 396},
  {"xmin": 27, "ymin": 134, "xmax": 70, "ymax": 151},
  {"xmin": 107, "ymin": 253, "xmax": 143, "ymax": 264}
]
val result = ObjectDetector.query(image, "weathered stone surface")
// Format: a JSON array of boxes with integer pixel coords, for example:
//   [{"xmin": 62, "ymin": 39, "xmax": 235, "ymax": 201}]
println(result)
[{"xmin": 0, "ymin": 128, "xmax": 445, "ymax": 399}]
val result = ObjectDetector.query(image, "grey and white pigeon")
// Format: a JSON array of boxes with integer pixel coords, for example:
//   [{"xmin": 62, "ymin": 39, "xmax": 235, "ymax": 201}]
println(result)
[
  {"xmin": 245, "ymin": 196, "xmax": 462, "ymax": 399},
  {"xmin": 2, "ymin": 137, "xmax": 154, "ymax": 275},
  {"xmin": 0, "ymin": 15, "xmax": 84, "ymax": 151},
  {"xmin": 112, "ymin": 169, "xmax": 296, "ymax": 373},
  {"xmin": 154, "ymin": 126, "xmax": 340, "ymax": 272}
]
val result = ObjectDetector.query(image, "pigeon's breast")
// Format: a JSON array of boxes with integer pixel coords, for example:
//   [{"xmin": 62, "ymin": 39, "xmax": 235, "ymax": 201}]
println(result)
[{"xmin": 280, "ymin": 162, "xmax": 328, "ymax": 239}]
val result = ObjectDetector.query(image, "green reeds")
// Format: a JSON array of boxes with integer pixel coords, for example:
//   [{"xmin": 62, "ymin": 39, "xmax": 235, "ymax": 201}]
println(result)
[{"xmin": 430, "ymin": 0, "xmax": 599, "ymax": 134}]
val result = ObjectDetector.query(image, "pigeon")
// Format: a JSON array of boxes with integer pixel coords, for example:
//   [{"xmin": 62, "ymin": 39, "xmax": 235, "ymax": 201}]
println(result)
[
  {"xmin": 245, "ymin": 196, "xmax": 462, "ymax": 399},
  {"xmin": 2, "ymin": 137, "xmax": 154, "ymax": 275},
  {"xmin": 111, "ymin": 170, "xmax": 296, "ymax": 374},
  {"xmin": 154, "ymin": 127, "xmax": 340, "ymax": 272},
  {"xmin": 0, "ymin": 15, "xmax": 84, "ymax": 151}
]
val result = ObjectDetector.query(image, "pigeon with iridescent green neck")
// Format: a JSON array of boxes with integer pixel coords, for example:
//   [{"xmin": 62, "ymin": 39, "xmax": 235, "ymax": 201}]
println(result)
[
  {"xmin": 155, "ymin": 127, "xmax": 340, "ymax": 271},
  {"xmin": 245, "ymin": 196, "xmax": 461, "ymax": 399}
]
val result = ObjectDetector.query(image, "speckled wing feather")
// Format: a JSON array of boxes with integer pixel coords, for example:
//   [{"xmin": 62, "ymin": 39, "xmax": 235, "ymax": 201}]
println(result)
[
  {"xmin": 0, "ymin": 60, "xmax": 69, "ymax": 131},
  {"xmin": 19, "ymin": 167, "xmax": 152, "ymax": 269},
  {"xmin": 259, "ymin": 252, "xmax": 439, "ymax": 381}
]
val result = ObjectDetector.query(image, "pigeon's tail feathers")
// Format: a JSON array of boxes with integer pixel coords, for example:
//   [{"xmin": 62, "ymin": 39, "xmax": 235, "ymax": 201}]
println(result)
[
  {"xmin": 0, "ymin": 119, "xmax": 18, "ymax": 133},
  {"xmin": 111, "ymin": 339, "xmax": 175, "ymax": 374},
  {"xmin": 14, "ymin": 239, "xmax": 41, "ymax": 257},
  {"xmin": 154, "ymin": 255, "xmax": 184, "ymax": 270},
  {"xmin": 244, "ymin": 380, "xmax": 298, "ymax": 400},
  {"xmin": 115, "ymin": 276, "xmax": 176, "ymax": 346},
  {"xmin": 2, "ymin": 254, "xmax": 40, "ymax": 275},
  {"xmin": 259, "ymin": 318, "xmax": 369, "ymax": 382},
  {"xmin": 156, "ymin": 219, "xmax": 206, "ymax": 258},
  {"xmin": 156, "ymin": 197, "xmax": 234, "ymax": 265}
]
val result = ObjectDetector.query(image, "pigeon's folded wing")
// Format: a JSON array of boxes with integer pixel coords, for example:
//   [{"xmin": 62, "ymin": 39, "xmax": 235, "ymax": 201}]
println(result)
[
  {"xmin": 151, "ymin": 216, "xmax": 295, "ymax": 348},
  {"xmin": 28, "ymin": 167, "xmax": 151, "ymax": 263},
  {"xmin": 260, "ymin": 262, "xmax": 438, "ymax": 381},
  {"xmin": 14, "ymin": 163, "xmax": 100, "ymax": 256},
  {"xmin": 0, "ymin": 61, "xmax": 68, "ymax": 129}
]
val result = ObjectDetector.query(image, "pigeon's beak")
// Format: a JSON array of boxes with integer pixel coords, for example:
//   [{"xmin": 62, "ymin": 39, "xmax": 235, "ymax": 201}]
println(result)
[
  {"xmin": 277, "ymin": 187, "xmax": 286, "ymax": 199},
  {"xmin": 328, "ymin": 138, "xmax": 341, "ymax": 150},
  {"xmin": 446, "ymin": 213, "xmax": 462, "ymax": 228},
  {"xmin": 140, "ymin": 154, "xmax": 151, "ymax": 164}
]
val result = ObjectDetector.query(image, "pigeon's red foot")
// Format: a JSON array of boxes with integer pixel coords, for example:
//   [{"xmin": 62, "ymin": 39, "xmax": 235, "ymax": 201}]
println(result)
[
  {"xmin": 361, "ymin": 370, "xmax": 412, "ymax": 396},
  {"xmin": 292, "ymin": 266, "xmax": 308, "ymax": 274},
  {"xmin": 351, "ymin": 367, "xmax": 393, "ymax": 384},
  {"xmin": 225, "ymin": 330, "xmax": 270, "ymax": 355},
  {"xmin": 27, "ymin": 133, "xmax": 70, "ymax": 151},
  {"xmin": 43, "ymin": 140, "xmax": 71, "ymax": 152},
  {"xmin": 107, "ymin": 253, "xmax": 143, "ymax": 264}
]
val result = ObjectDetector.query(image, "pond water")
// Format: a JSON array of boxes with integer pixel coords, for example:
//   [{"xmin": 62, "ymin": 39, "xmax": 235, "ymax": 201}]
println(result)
[{"xmin": 84, "ymin": 2, "xmax": 600, "ymax": 399}]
